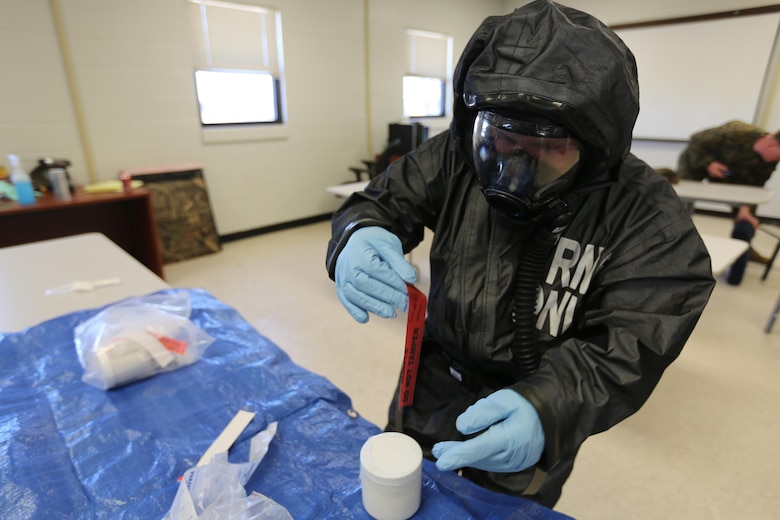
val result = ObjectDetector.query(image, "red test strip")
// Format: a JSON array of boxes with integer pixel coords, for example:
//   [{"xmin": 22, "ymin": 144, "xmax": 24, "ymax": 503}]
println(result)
[{"xmin": 400, "ymin": 284, "xmax": 427, "ymax": 407}]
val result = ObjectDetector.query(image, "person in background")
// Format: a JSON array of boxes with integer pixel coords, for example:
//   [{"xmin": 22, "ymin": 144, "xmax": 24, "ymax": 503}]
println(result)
[
  {"xmin": 326, "ymin": 0, "xmax": 714, "ymax": 508},
  {"xmin": 677, "ymin": 121, "xmax": 780, "ymax": 285}
]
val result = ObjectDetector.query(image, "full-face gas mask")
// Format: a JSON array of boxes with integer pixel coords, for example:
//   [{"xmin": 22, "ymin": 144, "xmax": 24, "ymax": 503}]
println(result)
[{"xmin": 472, "ymin": 110, "xmax": 582, "ymax": 219}]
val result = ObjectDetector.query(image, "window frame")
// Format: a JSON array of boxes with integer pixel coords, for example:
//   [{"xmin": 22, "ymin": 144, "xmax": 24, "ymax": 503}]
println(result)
[
  {"xmin": 403, "ymin": 28, "xmax": 452, "ymax": 120},
  {"xmin": 188, "ymin": 0, "xmax": 286, "ymax": 128}
]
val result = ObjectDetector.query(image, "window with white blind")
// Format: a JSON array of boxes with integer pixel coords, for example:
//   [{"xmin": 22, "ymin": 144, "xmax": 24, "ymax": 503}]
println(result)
[
  {"xmin": 187, "ymin": 0, "xmax": 285, "ymax": 125},
  {"xmin": 404, "ymin": 29, "xmax": 451, "ymax": 118}
]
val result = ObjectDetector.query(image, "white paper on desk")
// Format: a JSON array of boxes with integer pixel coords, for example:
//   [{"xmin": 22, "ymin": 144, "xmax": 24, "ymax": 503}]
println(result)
[
  {"xmin": 45, "ymin": 277, "xmax": 122, "ymax": 295},
  {"xmin": 163, "ymin": 422, "xmax": 293, "ymax": 520}
]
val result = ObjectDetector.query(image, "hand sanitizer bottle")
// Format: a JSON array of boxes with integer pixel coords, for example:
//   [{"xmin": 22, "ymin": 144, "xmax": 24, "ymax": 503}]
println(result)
[{"xmin": 8, "ymin": 154, "xmax": 35, "ymax": 205}]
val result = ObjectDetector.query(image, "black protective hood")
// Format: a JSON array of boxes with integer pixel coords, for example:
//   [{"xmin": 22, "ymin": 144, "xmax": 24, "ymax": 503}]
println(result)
[{"xmin": 451, "ymin": 0, "xmax": 640, "ymax": 184}]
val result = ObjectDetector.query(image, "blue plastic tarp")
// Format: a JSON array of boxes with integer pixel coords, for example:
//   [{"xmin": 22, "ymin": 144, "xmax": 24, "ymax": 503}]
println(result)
[{"xmin": 0, "ymin": 288, "xmax": 572, "ymax": 520}]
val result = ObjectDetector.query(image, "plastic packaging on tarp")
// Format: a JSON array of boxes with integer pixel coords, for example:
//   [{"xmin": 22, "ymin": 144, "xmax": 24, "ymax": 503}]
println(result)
[
  {"xmin": 0, "ymin": 288, "xmax": 571, "ymax": 520},
  {"xmin": 164, "ymin": 422, "xmax": 293, "ymax": 520},
  {"xmin": 74, "ymin": 290, "xmax": 215, "ymax": 389}
]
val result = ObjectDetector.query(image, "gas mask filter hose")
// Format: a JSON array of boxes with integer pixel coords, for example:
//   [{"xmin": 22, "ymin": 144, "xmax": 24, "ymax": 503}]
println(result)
[{"xmin": 511, "ymin": 198, "xmax": 572, "ymax": 377}]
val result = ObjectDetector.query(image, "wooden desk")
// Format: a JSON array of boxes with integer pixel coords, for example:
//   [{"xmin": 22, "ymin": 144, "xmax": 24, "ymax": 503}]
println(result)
[
  {"xmin": 0, "ymin": 187, "xmax": 164, "ymax": 278},
  {"xmin": 0, "ymin": 233, "xmax": 170, "ymax": 332},
  {"xmin": 673, "ymin": 180, "xmax": 773, "ymax": 213}
]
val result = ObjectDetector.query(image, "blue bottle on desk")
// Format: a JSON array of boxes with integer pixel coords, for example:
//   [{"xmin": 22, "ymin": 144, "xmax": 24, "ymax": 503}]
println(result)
[{"xmin": 8, "ymin": 154, "xmax": 35, "ymax": 205}]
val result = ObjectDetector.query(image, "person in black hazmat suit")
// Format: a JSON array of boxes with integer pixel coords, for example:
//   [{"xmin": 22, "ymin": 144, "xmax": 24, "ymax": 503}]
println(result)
[{"xmin": 326, "ymin": 0, "xmax": 715, "ymax": 507}]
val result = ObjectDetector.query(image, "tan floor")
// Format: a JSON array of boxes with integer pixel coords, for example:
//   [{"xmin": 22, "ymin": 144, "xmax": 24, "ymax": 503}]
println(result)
[{"xmin": 164, "ymin": 213, "xmax": 780, "ymax": 520}]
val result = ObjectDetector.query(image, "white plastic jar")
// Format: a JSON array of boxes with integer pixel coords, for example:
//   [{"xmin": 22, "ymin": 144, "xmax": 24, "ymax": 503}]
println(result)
[{"xmin": 359, "ymin": 432, "xmax": 423, "ymax": 520}]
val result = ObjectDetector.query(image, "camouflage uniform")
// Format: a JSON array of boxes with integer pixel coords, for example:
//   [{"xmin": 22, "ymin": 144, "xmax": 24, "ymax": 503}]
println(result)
[
  {"xmin": 678, "ymin": 120, "xmax": 779, "ymax": 284},
  {"xmin": 677, "ymin": 120, "xmax": 777, "ymax": 187}
]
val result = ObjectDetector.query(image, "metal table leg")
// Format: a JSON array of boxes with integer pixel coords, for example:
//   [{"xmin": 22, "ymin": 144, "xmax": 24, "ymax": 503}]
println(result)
[
  {"xmin": 764, "ymin": 291, "xmax": 780, "ymax": 333},
  {"xmin": 758, "ymin": 224, "xmax": 780, "ymax": 281}
]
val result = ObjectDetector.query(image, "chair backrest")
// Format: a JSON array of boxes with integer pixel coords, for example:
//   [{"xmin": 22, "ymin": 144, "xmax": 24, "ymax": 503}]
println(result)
[{"xmin": 372, "ymin": 138, "xmax": 404, "ymax": 178}]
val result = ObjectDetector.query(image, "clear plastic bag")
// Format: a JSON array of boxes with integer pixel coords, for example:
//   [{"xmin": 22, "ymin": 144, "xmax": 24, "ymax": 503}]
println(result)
[
  {"xmin": 74, "ymin": 290, "xmax": 215, "ymax": 389},
  {"xmin": 164, "ymin": 422, "xmax": 293, "ymax": 520}
]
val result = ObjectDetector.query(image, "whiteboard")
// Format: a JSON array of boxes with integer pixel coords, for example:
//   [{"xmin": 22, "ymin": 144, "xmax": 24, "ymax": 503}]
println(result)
[{"xmin": 616, "ymin": 14, "xmax": 780, "ymax": 141}]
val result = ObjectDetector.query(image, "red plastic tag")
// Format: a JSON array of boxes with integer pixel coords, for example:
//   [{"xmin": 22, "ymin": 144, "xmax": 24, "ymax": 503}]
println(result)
[
  {"xmin": 155, "ymin": 335, "xmax": 188, "ymax": 355},
  {"xmin": 400, "ymin": 284, "xmax": 427, "ymax": 408}
]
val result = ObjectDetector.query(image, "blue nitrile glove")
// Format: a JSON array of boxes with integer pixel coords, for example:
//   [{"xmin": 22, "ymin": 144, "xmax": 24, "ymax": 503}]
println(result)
[
  {"xmin": 432, "ymin": 389, "xmax": 544, "ymax": 473},
  {"xmin": 335, "ymin": 226, "xmax": 417, "ymax": 323}
]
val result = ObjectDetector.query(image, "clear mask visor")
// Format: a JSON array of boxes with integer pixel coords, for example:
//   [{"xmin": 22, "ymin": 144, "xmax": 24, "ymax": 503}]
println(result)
[{"xmin": 473, "ymin": 111, "xmax": 582, "ymax": 204}]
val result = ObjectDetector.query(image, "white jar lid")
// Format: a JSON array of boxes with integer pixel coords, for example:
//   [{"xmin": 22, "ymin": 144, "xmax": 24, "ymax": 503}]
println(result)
[{"xmin": 360, "ymin": 432, "xmax": 422, "ymax": 486}]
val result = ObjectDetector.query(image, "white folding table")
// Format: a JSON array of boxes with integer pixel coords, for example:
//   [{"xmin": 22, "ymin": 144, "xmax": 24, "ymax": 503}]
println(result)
[
  {"xmin": 0, "ymin": 233, "xmax": 170, "ymax": 332},
  {"xmin": 673, "ymin": 180, "xmax": 780, "ymax": 331},
  {"xmin": 673, "ymin": 180, "xmax": 773, "ymax": 214},
  {"xmin": 332, "ymin": 179, "xmax": 775, "ymax": 212},
  {"xmin": 325, "ymin": 180, "xmax": 370, "ymax": 198},
  {"xmin": 699, "ymin": 234, "xmax": 749, "ymax": 275}
]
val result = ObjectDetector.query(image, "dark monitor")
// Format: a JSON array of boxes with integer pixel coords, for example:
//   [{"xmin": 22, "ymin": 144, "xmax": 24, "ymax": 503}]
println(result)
[{"xmin": 388, "ymin": 123, "xmax": 429, "ymax": 155}]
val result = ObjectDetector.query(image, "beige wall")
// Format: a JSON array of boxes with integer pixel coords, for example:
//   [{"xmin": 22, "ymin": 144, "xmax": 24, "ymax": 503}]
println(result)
[
  {"xmin": 504, "ymin": 0, "xmax": 780, "ymax": 25},
  {"xmin": 503, "ymin": 0, "xmax": 780, "ymax": 217},
  {"xmin": 366, "ymin": 0, "xmax": 503, "ymax": 148},
  {"xmin": 1, "ymin": 0, "xmax": 368, "ymax": 235},
  {"xmin": 0, "ymin": 0, "xmax": 503, "ymax": 235},
  {"xmin": 3, "ymin": 1, "xmax": 779, "ymax": 234}
]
